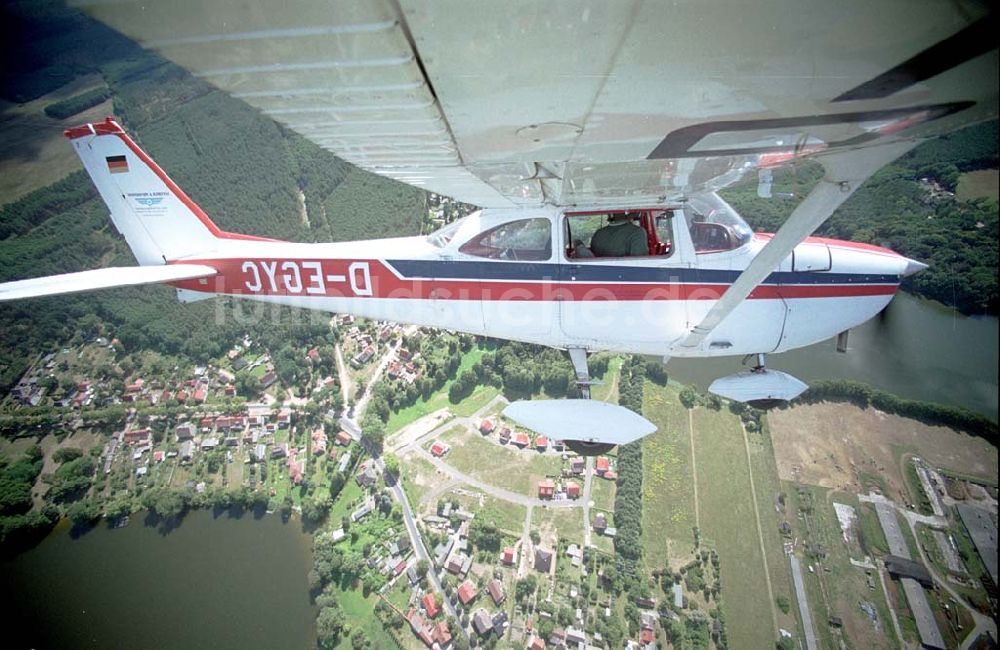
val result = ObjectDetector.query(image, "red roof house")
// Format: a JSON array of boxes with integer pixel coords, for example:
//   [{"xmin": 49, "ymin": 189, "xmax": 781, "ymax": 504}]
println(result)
[
  {"xmin": 430, "ymin": 441, "xmax": 449, "ymax": 457},
  {"xmin": 422, "ymin": 593, "xmax": 440, "ymax": 618},
  {"xmin": 457, "ymin": 580, "xmax": 478, "ymax": 605},
  {"xmin": 512, "ymin": 432, "xmax": 531, "ymax": 448},
  {"xmin": 534, "ymin": 435, "xmax": 548, "ymax": 451},
  {"xmin": 501, "ymin": 547, "xmax": 516, "ymax": 566},
  {"xmin": 487, "ymin": 579, "xmax": 504, "ymax": 605},
  {"xmin": 565, "ymin": 480, "xmax": 581, "ymax": 499},
  {"xmin": 432, "ymin": 621, "xmax": 452, "ymax": 647},
  {"xmin": 595, "ymin": 456, "xmax": 610, "ymax": 474},
  {"xmin": 479, "ymin": 419, "xmax": 494, "ymax": 434},
  {"xmin": 538, "ymin": 479, "xmax": 555, "ymax": 499},
  {"xmin": 604, "ymin": 470, "xmax": 618, "ymax": 481}
]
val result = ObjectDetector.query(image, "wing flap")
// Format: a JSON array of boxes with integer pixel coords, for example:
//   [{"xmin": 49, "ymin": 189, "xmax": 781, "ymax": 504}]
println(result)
[{"xmin": 0, "ymin": 265, "xmax": 218, "ymax": 302}]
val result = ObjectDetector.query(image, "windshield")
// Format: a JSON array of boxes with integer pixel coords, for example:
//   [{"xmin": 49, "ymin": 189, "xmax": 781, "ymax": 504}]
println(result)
[
  {"xmin": 684, "ymin": 193, "xmax": 753, "ymax": 253},
  {"xmin": 426, "ymin": 217, "xmax": 468, "ymax": 248}
]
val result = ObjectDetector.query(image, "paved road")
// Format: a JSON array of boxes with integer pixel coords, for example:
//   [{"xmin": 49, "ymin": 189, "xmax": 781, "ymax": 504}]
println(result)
[
  {"xmin": 788, "ymin": 555, "xmax": 819, "ymax": 650},
  {"xmin": 582, "ymin": 457, "xmax": 594, "ymax": 547}
]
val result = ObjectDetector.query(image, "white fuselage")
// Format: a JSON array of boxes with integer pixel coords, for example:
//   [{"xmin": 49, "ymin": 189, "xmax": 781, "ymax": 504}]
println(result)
[{"xmin": 170, "ymin": 205, "xmax": 914, "ymax": 358}]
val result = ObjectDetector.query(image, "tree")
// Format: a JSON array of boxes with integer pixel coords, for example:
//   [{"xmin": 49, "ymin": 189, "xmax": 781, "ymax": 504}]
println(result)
[{"xmin": 316, "ymin": 605, "xmax": 346, "ymax": 648}]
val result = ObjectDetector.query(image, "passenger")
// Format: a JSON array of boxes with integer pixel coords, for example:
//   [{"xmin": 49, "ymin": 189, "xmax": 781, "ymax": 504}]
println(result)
[{"xmin": 589, "ymin": 213, "xmax": 648, "ymax": 257}]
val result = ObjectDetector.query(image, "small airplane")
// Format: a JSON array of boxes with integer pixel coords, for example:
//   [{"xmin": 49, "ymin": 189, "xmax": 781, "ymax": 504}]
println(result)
[{"xmin": 2, "ymin": 2, "xmax": 996, "ymax": 454}]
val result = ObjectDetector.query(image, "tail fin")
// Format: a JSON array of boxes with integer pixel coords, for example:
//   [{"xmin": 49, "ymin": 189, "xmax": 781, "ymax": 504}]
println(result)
[{"xmin": 65, "ymin": 117, "xmax": 223, "ymax": 264}]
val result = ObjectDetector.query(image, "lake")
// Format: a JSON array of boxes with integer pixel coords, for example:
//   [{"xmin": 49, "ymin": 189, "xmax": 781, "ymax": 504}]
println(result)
[
  {"xmin": 0, "ymin": 510, "xmax": 317, "ymax": 650},
  {"xmin": 669, "ymin": 291, "xmax": 999, "ymax": 419}
]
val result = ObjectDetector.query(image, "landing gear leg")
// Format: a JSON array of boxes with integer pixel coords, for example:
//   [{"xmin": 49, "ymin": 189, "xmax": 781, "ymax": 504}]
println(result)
[{"xmin": 565, "ymin": 347, "xmax": 615, "ymax": 457}]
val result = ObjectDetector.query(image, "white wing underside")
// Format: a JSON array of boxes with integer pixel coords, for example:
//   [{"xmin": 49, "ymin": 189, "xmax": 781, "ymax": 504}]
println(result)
[
  {"xmin": 73, "ymin": 0, "xmax": 997, "ymax": 207},
  {"xmin": 0, "ymin": 265, "xmax": 217, "ymax": 302}
]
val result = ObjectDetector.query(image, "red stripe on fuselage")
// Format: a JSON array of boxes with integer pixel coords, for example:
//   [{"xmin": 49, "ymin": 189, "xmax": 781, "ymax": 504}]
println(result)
[{"xmin": 170, "ymin": 258, "xmax": 898, "ymax": 301}]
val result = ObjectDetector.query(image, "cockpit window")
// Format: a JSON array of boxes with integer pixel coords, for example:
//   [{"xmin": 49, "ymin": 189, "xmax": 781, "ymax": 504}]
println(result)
[
  {"xmin": 459, "ymin": 218, "xmax": 551, "ymax": 260},
  {"xmin": 426, "ymin": 217, "xmax": 467, "ymax": 248},
  {"xmin": 685, "ymin": 194, "xmax": 752, "ymax": 253}
]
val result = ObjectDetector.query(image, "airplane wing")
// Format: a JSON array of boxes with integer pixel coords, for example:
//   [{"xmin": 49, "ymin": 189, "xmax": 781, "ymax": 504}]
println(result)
[
  {"xmin": 0, "ymin": 265, "xmax": 218, "ymax": 302},
  {"xmin": 73, "ymin": 0, "xmax": 997, "ymax": 208}
]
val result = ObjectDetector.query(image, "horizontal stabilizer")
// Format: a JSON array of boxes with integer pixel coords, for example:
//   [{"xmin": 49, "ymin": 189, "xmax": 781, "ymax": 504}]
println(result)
[
  {"xmin": 0, "ymin": 265, "xmax": 217, "ymax": 302},
  {"xmin": 708, "ymin": 369, "xmax": 808, "ymax": 403},
  {"xmin": 503, "ymin": 399, "xmax": 657, "ymax": 446}
]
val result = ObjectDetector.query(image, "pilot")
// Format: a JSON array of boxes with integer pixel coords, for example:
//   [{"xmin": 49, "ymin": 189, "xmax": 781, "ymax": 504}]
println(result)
[{"xmin": 590, "ymin": 212, "xmax": 648, "ymax": 257}]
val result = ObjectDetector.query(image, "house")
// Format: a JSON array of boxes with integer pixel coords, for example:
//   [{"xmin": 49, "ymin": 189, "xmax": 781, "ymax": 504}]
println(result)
[
  {"xmin": 335, "ymin": 430, "xmax": 352, "ymax": 446},
  {"xmin": 565, "ymin": 480, "xmax": 581, "ymax": 499},
  {"xmin": 534, "ymin": 435, "xmax": 548, "ymax": 451},
  {"xmin": 479, "ymin": 419, "xmax": 494, "ymax": 434},
  {"xmin": 595, "ymin": 456, "xmax": 610, "ymax": 474},
  {"xmin": 498, "ymin": 427, "xmax": 511, "ymax": 443},
  {"xmin": 337, "ymin": 451, "xmax": 352, "ymax": 473},
  {"xmin": 193, "ymin": 388, "xmax": 207, "ymax": 403},
  {"xmin": 430, "ymin": 441, "xmax": 450, "ymax": 457},
  {"xmin": 548, "ymin": 628, "xmax": 566, "ymax": 647},
  {"xmin": 259, "ymin": 371, "xmax": 278, "ymax": 388},
  {"xmin": 201, "ymin": 437, "xmax": 219, "ymax": 451},
  {"xmin": 538, "ymin": 479, "xmax": 555, "ymax": 499},
  {"xmin": 491, "ymin": 610, "xmax": 509, "ymax": 636},
  {"xmin": 288, "ymin": 458, "xmax": 305, "ymax": 485},
  {"xmin": 307, "ymin": 348, "xmax": 320, "ymax": 361},
  {"xmin": 225, "ymin": 436, "xmax": 239, "ymax": 447},
  {"xmin": 311, "ymin": 428, "xmax": 328, "ymax": 455},
  {"xmin": 254, "ymin": 443, "xmax": 267, "ymax": 462},
  {"xmin": 565, "ymin": 627, "xmax": 587, "ymax": 646},
  {"xmin": 179, "ymin": 440, "xmax": 195, "ymax": 461},
  {"xmin": 487, "ymin": 579, "xmax": 504, "ymax": 605},
  {"xmin": 223, "ymin": 384, "xmax": 236, "ymax": 396},
  {"xmin": 527, "ymin": 635, "xmax": 546, "ymax": 650},
  {"xmin": 153, "ymin": 450, "xmax": 165, "ymax": 463},
  {"xmin": 277, "ymin": 409, "xmax": 291, "ymax": 428},
  {"xmin": 512, "ymin": 432, "xmax": 531, "ymax": 448},
  {"xmin": 351, "ymin": 500, "xmax": 374, "ymax": 522},
  {"xmin": 457, "ymin": 580, "xmax": 477, "ymax": 605},
  {"xmin": 407, "ymin": 565, "xmax": 419, "ymax": 585},
  {"xmin": 398, "ymin": 347, "xmax": 411, "ymax": 360},
  {"xmin": 270, "ymin": 443, "xmax": 288, "ymax": 460},
  {"xmin": 570, "ymin": 456, "xmax": 585, "ymax": 474},
  {"xmin": 422, "ymin": 593, "xmax": 440, "ymax": 618},
  {"xmin": 594, "ymin": 513, "xmax": 608, "ymax": 530},
  {"xmin": 472, "ymin": 610, "xmax": 493, "ymax": 636},
  {"xmin": 458, "ymin": 519, "xmax": 470, "ymax": 539},
  {"xmin": 635, "ymin": 596, "xmax": 657, "ymax": 608},
  {"xmin": 231, "ymin": 357, "xmax": 247, "ymax": 371},
  {"xmin": 175, "ymin": 389, "xmax": 190, "ymax": 402},
  {"xmin": 431, "ymin": 621, "xmax": 451, "ymax": 647},
  {"xmin": 534, "ymin": 547, "xmax": 553, "ymax": 573},
  {"xmin": 123, "ymin": 428, "xmax": 151, "ymax": 445},
  {"xmin": 447, "ymin": 553, "xmax": 470, "ymax": 575},
  {"xmin": 387, "ymin": 361, "xmax": 401, "ymax": 378},
  {"xmin": 355, "ymin": 460, "xmax": 378, "ymax": 487},
  {"xmin": 501, "ymin": 547, "xmax": 516, "ymax": 566}
]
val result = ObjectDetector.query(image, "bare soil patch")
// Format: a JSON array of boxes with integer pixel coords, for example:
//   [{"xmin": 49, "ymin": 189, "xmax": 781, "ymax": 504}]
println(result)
[{"xmin": 769, "ymin": 402, "xmax": 997, "ymax": 502}]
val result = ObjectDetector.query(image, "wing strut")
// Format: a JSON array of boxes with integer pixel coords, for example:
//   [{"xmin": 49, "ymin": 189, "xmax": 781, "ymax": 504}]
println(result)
[{"xmin": 676, "ymin": 139, "xmax": 919, "ymax": 353}]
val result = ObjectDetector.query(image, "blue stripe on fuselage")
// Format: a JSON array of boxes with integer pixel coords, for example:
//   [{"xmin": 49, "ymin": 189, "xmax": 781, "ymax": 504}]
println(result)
[{"xmin": 386, "ymin": 260, "xmax": 899, "ymax": 285}]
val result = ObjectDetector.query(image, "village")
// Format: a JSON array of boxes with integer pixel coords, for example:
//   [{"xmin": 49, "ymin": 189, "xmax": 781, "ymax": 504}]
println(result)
[{"xmin": 2, "ymin": 313, "xmax": 710, "ymax": 650}]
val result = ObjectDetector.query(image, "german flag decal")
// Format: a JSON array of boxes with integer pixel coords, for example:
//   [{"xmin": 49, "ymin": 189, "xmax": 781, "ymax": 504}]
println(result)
[{"xmin": 106, "ymin": 155, "xmax": 129, "ymax": 174}]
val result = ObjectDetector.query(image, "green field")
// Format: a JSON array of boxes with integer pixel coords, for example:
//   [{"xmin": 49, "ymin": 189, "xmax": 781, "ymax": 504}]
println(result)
[
  {"xmin": 385, "ymin": 346, "xmax": 488, "ymax": 432},
  {"xmin": 589, "ymin": 473, "xmax": 617, "ymax": 512},
  {"xmin": 788, "ymin": 486, "xmax": 900, "ymax": 650},
  {"xmin": 332, "ymin": 582, "xmax": 400, "ymax": 650},
  {"xmin": 441, "ymin": 488, "xmax": 527, "ymax": 535},
  {"xmin": 443, "ymin": 432, "xmax": 564, "ymax": 497},
  {"xmin": 590, "ymin": 356, "xmax": 623, "ymax": 402},
  {"xmin": 747, "ymin": 420, "xmax": 798, "ymax": 633},
  {"xmin": 534, "ymin": 505, "xmax": 584, "ymax": 544},
  {"xmin": 641, "ymin": 382, "xmax": 698, "ymax": 563},
  {"xmin": 957, "ymin": 169, "xmax": 1000, "ymax": 201},
  {"xmin": 399, "ymin": 454, "xmax": 439, "ymax": 506},
  {"xmin": 690, "ymin": 405, "xmax": 776, "ymax": 650}
]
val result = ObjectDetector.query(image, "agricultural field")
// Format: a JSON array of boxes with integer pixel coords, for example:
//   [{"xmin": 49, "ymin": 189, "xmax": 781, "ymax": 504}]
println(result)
[
  {"xmin": 691, "ymin": 404, "xmax": 777, "ymax": 650},
  {"xmin": 641, "ymin": 382, "xmax": 698, "ymax": 564},
  {"xmin": 439, "ymin": 487, "xmax": 527, "ymax": 535},
  {"xmin": 589, "ymin": 472, "xmax": 617, "ymax": 512},
  {"xmin": 957, "ymin": 169, "xmax": 999, "ymax": 201}
]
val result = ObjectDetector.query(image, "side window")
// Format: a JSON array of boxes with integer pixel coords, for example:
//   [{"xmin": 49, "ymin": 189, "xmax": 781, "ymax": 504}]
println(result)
[
  {"xmin": 459, "ymin": 218, "xmax": 551, "ymax": 261},
  {"xmin": 565, "ymin": 211, "xmax": 674, "ymax": 259}
]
